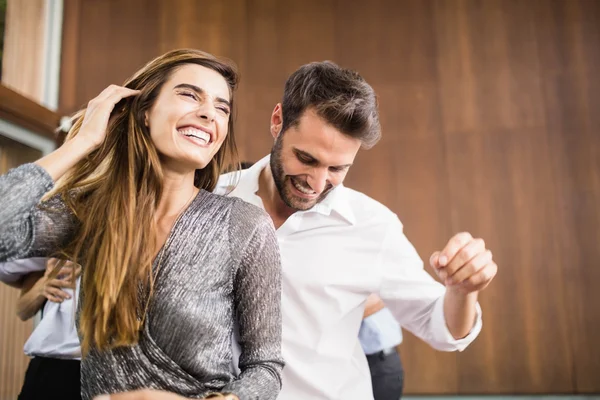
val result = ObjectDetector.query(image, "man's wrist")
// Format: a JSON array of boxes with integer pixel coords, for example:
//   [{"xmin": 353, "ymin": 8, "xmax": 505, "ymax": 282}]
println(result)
[{"xmin": 446, "ymin": 285, "xmax": 479, "ymax": 302}]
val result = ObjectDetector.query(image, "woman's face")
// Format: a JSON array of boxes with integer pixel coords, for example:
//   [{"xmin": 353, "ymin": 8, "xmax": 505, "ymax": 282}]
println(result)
[{"xmin": 145, "ymin": 63, "xmax": 231, "ymax": 172}]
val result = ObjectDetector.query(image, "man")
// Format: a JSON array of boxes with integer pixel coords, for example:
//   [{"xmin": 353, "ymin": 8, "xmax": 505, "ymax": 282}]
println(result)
[
  {"xmin": 210, "ymin": 61, "xmax": 495, "ymax": 400},
  {"xmin": 360, "ymin": 296, "xmax": 404, "ymax": 400}
]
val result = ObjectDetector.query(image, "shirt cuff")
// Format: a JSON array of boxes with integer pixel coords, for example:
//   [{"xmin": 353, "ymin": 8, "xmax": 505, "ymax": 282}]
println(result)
[{"xmin": 429, "ymin": 292, "xmax": 483, "ymax": 352}]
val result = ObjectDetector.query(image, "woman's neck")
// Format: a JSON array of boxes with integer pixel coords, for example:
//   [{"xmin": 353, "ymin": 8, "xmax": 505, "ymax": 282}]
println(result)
[{"xmin": 155, "ymin": 168, "xmax": 198, "ymax": 220}]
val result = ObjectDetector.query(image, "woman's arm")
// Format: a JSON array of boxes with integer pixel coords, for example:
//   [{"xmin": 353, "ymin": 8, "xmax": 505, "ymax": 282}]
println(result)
[
  {"xmin": 0, "ymin": 164, "xmax": 75, "ymax": 261},
  {"xmin": 92, "ymin": 390, "xmax": 238, "ymax": 400},
  {"xmin": 221, "ymin": 212, "xmax": 284, "ymax": 400},
  {"xmin": 0, "ymin": 86, "xmax": 139, "ymax": 262},
  {"xmin": 36, "ymin": 85, "xmax": 140, "ymax": 181}
]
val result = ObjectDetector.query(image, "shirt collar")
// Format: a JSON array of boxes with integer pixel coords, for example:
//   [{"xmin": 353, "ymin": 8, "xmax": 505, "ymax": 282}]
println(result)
[{"xmin": 233, "ymin": 154, "xmax": 356, "ymax": 226}]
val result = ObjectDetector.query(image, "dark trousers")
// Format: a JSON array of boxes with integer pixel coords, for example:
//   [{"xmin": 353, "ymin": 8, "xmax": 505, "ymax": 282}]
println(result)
[
  {"xmin": 18, "ymin": 356, "xmax": 81, "ymax": 400},
  {"xmin": 366, "ymin": 349, "xmax": 404, "ymax": 400}
]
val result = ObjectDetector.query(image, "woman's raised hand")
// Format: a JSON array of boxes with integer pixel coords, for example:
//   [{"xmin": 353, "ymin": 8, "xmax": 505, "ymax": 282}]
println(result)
[
  {"xmin": 76, "ymin": 85, "xmax": 140, "ymax": 151},
  {"xmin": 35, "ymin": 85, "xmax": 139, "ymax": 181}
]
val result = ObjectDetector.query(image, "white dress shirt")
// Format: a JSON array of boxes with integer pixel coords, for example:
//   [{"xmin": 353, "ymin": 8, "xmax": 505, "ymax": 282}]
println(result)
[
  {"xmin": 0, "ymin": 258, "xmax": 81, "ymax": 359},
  {"xmin": 217, "ymin": 155, "xmax": 482, "ymax": 400}
]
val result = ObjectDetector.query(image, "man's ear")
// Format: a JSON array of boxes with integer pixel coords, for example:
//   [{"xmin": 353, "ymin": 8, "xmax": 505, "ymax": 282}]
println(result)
[{"xmin": 270, "ymin": 103, "xmax": 283, "ymax": 140}]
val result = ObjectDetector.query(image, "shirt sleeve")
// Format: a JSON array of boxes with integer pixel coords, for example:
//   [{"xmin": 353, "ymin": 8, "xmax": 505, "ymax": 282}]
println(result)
[
  {"xmin": 222, "ymin": 211, "xmax": 284, "ymax": 400},
  {"xmin": 377, "ymin": 215, "xmax": 482, "ymax": 352},
  {"xmin": 0, "ymin": 163, "xmax": 77, "ymax": 263},
  {"xmin": 0, "ymin": 257, "xmax": 47, "ymax": 283}
]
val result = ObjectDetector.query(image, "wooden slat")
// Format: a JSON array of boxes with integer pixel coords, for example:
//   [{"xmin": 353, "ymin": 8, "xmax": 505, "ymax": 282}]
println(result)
[
  {"xmin": 533, "ymin": 0, "xmax": 600, "ymax": 392},
  {"xmin": 0, "ymin": 85, "xmax": 60, "ymax": 139},
  {"xmin": 57, "ymin": 0, "xmax": 82, "ymax": 115},
  {"xmin": 1, "ymin": 0, "xmax": 47, "ymax": 104},
  {"xmin": 0, "ymin": 136, "xmax": 41, "ymax": 400}
]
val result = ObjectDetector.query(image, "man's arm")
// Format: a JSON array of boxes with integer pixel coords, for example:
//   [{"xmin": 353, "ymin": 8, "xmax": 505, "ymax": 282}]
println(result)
[
  {"xmin": 430, "ymin": 232, "xmax": 496, "ymax": 339},
  {"xmin": 377, "ymin": 217, "xmax": 494, "ymax": 351},
  {"xmin": 363, "ymin": 293, "xmax": 386, "ymax": 319},
  {"xmin": 16, "ymin": 271, "xmax": 47, "ymax": 321},
  {"xmin": 16, "ymin": 258, "xmax": 79, "ymax": 321}
]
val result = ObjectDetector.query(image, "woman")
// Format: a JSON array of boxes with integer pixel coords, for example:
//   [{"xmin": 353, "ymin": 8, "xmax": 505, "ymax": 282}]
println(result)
[{"xmin": 0, "ymin": 49, "xmax": 283, "ymax": 400}]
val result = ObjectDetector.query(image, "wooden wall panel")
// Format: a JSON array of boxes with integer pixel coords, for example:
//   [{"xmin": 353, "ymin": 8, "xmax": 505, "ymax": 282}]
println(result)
[
  {"xmin": 58, "ymin": 0, "xmax": 600, "ymax": 394},
  {"xmin": 58, "ymin": 0, "xmax": 81, "ymax": 114},
  {"xmin": 445, "ymin": 129, "xmax": 574, "ymax": 393},
  {"xmin": 0, "ymin": 136, "xmax": 42, "ymax": 399},
  {"xmin": 1, "ymin": 0, "xmax": 47, "ymax": 103},
  {"xmin": 533, "ymin": 0, "xmax": 600, "ymax": 392},
  {"xmin": 0, "ymin": 286, "xmax": 31, "ymax": 400},
  {"xmin": 434, "ymin": 0, "xmax": 573, "ymax": 393}
]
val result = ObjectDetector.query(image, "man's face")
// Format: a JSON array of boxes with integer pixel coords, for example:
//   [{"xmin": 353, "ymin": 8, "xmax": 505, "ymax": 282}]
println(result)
[{"xmin": 270, "ymin": 108, "xmax": 362, "ymax": 211}]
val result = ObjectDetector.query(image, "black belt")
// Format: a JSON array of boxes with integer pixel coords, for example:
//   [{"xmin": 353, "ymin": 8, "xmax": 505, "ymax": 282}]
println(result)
[{"xmin": 366, "ymin": 347, "xmax": 397, "ymax": 360}]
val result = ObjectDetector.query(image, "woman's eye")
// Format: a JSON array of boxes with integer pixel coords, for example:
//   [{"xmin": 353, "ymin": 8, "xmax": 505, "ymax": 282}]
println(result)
[
  {"xmin": 217, "ymin": 107, "xmax": 231, "ymax": 115},
  {"xmin": 180, "ymin": 91, "xmax": 198, "ymax": 101}
]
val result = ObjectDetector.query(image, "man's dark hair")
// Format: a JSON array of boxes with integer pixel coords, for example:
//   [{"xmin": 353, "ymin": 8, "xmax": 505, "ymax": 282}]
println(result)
[{"xmin": 281, "ymin": 61, "xmax": 380, "ymax": 149}]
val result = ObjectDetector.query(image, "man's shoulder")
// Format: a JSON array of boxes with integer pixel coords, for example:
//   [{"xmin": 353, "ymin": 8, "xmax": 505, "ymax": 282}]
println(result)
[
  {"xmin": 212, "ymin": 170, "xmax": 270, "ymax": 226},
  {"xmin": 339, "ymin": 186, "xmax": 398, "ymax": 222},
  {"xmin": 214, "ymin": 169, "xmax": 246, "ymax": 196}
]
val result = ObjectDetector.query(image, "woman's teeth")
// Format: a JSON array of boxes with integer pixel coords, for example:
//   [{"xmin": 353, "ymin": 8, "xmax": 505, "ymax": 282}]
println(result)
[{"xmin": 178, "ymin": 128, "xmax": 210, "ymax": 144}]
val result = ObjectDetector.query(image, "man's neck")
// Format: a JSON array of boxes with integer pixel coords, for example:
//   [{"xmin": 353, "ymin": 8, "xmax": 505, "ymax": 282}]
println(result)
[{"xmin": 257, "ymin": 164, "xmax": 296, "ymax": 229}]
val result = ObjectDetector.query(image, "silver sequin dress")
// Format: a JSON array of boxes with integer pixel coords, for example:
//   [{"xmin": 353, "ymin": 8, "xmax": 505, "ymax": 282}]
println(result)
[{"xmin": 0, "ymin": 164, "xmax": 284, "ymax": 400}]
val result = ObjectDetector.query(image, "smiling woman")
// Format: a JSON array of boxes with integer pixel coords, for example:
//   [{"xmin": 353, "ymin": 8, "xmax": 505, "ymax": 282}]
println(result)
[
  {"xmin": 145, "ymin": 65, "xmax": 233, "ymax": 173},
  {"xmin": 0, "ymin": 49, "xmax": 283, "ymax": 400}
]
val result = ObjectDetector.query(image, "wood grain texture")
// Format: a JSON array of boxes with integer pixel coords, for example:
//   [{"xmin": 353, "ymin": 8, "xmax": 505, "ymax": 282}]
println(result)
[
  {"xmin": 58, "ymin": 0, "xmax": 600, "ymax": 394},
  {"xmin": 1, "ymin": 0, "xmax": 47, "ymax": 104},
  {"xmin": 0, "ymin": 85, "xmax": 61, "ymax": 139},
  {"xmin": 532, "ymin": 0, "xmax": 600, "ymax": 392},
  {"xmin": 0, "ymin": 136, "xmax": 42, "ymax": 400}
]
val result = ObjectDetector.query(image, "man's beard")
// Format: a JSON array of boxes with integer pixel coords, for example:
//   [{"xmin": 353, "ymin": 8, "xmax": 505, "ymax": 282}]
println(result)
[{"xmin": 270, "ymin": 138, "xmax": 332, "ymax": 211}]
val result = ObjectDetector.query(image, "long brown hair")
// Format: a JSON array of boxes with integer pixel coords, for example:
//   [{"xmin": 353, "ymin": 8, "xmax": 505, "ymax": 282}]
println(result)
[{"xmin": 51, "ymin": 49, "xmax": 239, "ymax": 355}]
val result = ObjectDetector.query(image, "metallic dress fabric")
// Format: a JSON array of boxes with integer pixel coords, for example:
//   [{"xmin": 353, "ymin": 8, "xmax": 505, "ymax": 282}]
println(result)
[{"xmin": 0, "ymin": 164, "xmax": 284, "ymax": 400}]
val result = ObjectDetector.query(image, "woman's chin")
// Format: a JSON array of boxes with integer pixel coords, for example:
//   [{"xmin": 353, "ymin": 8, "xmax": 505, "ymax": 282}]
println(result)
[
  {"xmin": 189, "ymin": 159, "xmax": 212, "ymax": 172},
  {"xmin": 160, "ymin": 155, "xmax": 211, "ymax": 174}
]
